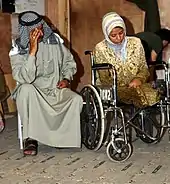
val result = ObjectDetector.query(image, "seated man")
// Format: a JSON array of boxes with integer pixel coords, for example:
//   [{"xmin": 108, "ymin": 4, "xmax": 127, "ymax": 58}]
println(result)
[
  {"xmin": 94, "ymin": 12, "xmax": 159, "ymax": 107},
  {"xmin": 9, "ymin": 11, "xmax": 83, "ymax": 156}
]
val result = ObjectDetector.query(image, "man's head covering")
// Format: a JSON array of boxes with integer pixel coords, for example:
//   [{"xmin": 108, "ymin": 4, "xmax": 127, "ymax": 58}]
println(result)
[
  {"xmin": 102, "ymin": 12, "xmax": 127, "ymax": 61},
  {"xmin": 18, "ymin": 11, "xmax": 53, "ymax": 49}
]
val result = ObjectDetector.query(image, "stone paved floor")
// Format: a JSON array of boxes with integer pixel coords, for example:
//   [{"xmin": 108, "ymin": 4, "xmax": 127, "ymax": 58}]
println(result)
[{"xmin": 1, "ymin": 115, "xmax": 170, "ymax": 184}]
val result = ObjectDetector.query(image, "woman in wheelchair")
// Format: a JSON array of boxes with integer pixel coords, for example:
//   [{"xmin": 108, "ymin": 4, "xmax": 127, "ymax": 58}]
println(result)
[
  {"xmin": 95, "ymin": 12, "xmax": 159, "ymax": 108},
  {"xmin": 81, "ymin": 12, "xmax": 166, "ymax": 162}
]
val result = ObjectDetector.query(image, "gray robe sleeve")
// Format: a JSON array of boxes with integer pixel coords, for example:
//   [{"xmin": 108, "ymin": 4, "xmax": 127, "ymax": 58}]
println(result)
[
  {"xmin": 10, "ymin": 54, "xmax": 37, "ymax": 84},
  {"xmin": 59, "ymin": 44, "xmax": 77, "ymax": 81}
]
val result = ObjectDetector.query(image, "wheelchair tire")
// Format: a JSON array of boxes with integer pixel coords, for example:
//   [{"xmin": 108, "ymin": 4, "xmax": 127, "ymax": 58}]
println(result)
[
  {"xmin": 106, "ymin": 138, "xmax": 133, "ymax": 162},
  {"xmin": 135, "ymin": 106, "xmax": 165, "ymax": 144},
  {"xmin": 80, "ymin": 85, "xmax": 105, "ymax": 151}
]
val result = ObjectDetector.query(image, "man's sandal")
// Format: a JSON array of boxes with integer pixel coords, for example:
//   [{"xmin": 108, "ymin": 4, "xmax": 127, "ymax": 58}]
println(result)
[{"xmin": 23, "ymin": 139, "xmax": 38, "ymax": 156}]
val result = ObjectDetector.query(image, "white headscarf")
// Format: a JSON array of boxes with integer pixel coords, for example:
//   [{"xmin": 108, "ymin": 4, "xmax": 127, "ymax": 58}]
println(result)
[{"xmin": 102, "ymin": 12, "xmax": 127, "ymax": 61}]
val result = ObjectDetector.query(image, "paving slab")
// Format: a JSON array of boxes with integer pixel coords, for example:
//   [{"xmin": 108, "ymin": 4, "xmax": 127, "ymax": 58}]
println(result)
[{"xmin": 0, "ymin": 116, "xmax": 170, "ymax": 184}]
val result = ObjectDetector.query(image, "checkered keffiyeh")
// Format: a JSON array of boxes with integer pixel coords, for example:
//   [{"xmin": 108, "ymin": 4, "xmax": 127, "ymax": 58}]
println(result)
[{"xmin": 18, "ymin": 11, "xmax": 53, "ymax": 49}]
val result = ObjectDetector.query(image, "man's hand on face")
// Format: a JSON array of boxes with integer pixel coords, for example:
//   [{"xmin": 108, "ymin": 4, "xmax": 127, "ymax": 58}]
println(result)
[
  {"xmin": 29, "ymin": 25, "xmax": 43, "ymax": 56},
  {"xmin": 57, "ymin": 79, "xmax": 70, "ymax": 89}
]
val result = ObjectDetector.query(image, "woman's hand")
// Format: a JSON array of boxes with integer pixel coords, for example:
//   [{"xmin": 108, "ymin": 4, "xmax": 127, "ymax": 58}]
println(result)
[
  {"xmin": 57, "ymin": 79, "xmax": 70, "ymax": 89},
  {"xmin": 29, "ymin": 27, "xmax": 43, "ymax": 56},
  {"xmin": 129, "ymin": 78, "xmax": 142, "ymax": 88}
]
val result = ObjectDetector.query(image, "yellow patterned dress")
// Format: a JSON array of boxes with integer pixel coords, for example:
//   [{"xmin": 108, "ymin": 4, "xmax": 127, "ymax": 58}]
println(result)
[{"xmin": 94, "ymin": 37, "xmax": 159, "ymax": 107}]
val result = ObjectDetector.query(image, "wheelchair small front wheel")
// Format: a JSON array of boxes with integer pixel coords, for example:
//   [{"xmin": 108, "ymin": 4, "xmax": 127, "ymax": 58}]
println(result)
[{"xmin": 106, "ymin": 138, "xmax": 133, "ymax": 162}]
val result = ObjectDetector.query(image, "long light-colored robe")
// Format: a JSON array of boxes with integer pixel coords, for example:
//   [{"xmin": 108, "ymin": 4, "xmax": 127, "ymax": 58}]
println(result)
[
  {"xmin": 94, "ymin": 37, "xmax": 159, "ymax": 107},
  {"xmin": 10, "ymin": 41, "xmax": 83, "ymax": 148}
]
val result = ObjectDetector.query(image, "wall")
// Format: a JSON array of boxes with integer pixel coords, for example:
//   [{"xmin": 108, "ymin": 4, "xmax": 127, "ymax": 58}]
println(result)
[
  {"xmin": 45, "ymin": 0, "xmax": 70, "ymax": 44},
  {"xmin": 0, "ymin": 13, "xmax": 16, "ymax": 113},
  {"xmin": 158, "ymin": 0, "xmax": 170, "ymax": 61},
  {"xmin": 0, "ymin": 13, "xmax": 12, "ymax": 74}
]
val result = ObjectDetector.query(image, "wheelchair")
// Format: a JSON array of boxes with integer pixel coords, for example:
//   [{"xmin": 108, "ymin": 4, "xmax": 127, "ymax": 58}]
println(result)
[{"xmin": 80, "ymin": 51, "xmax": 167, "ymax": 162}]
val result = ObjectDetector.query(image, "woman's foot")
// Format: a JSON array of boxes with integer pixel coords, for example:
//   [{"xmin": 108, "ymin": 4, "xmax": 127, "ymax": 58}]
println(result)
[{"xmin": 23, "ymin": 138, "xmax": 38, "ymax": 156}]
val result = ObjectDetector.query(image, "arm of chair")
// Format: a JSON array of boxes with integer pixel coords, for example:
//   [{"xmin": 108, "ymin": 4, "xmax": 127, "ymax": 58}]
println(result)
[{"xmin": 92, "ymin": 63, "xmax": 113, "ymax": 70}]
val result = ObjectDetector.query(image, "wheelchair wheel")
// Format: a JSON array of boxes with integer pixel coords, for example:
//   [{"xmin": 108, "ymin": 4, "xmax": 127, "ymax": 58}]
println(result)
[
  {"xmin": 80, "ymin": 85, "xmax": 105, "ymax": 151},
  {"xmin": 106, "ymin": 138, "xmax": 133, "ymax": 162},
  {"xmin": 135, "ymin": 106, "xmax": 165, "ymax": 144}
]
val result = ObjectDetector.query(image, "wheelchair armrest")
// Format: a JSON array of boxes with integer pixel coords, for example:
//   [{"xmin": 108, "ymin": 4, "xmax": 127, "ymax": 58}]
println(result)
[
  {"xmin": 148, "ymin": 61, "xmax": 169, "ymax": 71},
  {"xmin": 92, "ymin": 63, "xmax": 113, "ymax": 70},
  {"xmin": 84, "ymin": 50, "xmax": 92, "ymax": 55},
  {"xmin": 148, "ymin": 60, "xmax": 167, "ymax": 67}
]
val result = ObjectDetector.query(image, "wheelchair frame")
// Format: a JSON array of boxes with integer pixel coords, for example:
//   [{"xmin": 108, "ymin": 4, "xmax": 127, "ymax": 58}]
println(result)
[{"xmin": 80, "ymin": 51, "xmax": 168, "ymax": 162}]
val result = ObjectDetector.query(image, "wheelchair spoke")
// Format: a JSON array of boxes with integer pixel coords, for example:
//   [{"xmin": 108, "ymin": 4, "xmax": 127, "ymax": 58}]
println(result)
[
  {"xmin": 106, "ymin": 138, "xmax": 133, "ymax": 162},
  {"xmin": 133, "ymin": 106, "xmax": 165, "ymax": 143}
]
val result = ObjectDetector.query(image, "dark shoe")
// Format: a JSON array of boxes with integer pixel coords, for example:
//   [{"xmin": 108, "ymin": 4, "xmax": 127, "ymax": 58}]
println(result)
[{"xmin": 23, "ymin": 138, "xmax": 38, "ymax": 156}]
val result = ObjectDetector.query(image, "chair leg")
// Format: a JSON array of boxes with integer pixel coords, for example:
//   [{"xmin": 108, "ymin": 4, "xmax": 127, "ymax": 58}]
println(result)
[
  {"xmin": 0, "ymin": 110, "xmax": 5, "ymax": 133},
  {"xmin": 18, "ymin": 113, "xmax": 23, "ymax": 150}
]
